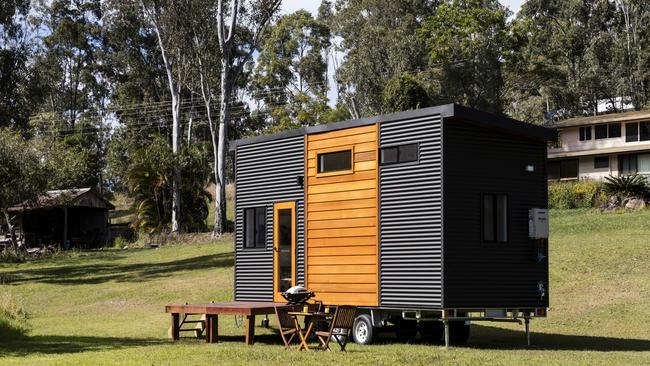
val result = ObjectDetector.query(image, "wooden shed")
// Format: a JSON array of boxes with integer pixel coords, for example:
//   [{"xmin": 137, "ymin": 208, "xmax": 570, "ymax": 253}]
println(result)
[
  {"xmin": 8, "ymin": 188, "xmax": 115, "ymax": 249},
  {"xmin": 230, "ymin": 104, "xmax": 557, "ymax": 345}
]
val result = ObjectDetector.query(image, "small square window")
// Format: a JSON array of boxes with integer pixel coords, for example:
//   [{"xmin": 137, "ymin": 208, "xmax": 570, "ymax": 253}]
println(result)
[
  {"xmin": 317, "ymin": 150, "xmax": 352, "ymax": 174},
  {"xmin": 380, "ymin": 147, "xmax": 398, "ymax": 165},
  {"xmin": 594, "ymin": 125, "xmax": 608, "ymax": 139},
  {"xmin": 244, "ymin": 207, "xmax": 266, "ymax": 248},
  {"xmin": 608, "ymin": 123, "xmax": 621, "ymax": 138},
  {"xmin": 594, "ymin": 156, "xmax": 609, "ymax": 169},
  {"xmin": 399, "ymin": 144, "xmax": 419, "ymax": 162}
]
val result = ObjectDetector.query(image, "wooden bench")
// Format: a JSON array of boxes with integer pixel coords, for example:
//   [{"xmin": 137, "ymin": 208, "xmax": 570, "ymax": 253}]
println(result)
[{"xmin": 165, "ymin": 301, "xmax": 299, "ymax": 346}]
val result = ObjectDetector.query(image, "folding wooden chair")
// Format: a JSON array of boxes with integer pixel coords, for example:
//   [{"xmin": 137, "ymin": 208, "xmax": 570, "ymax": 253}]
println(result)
[
  {"xmin": 274, "ymin": 306, "xmax": 299, "ymax": 350},
  {"xmin": 315, "ymin": 305, "xmax": 357, "ymax": 351}
]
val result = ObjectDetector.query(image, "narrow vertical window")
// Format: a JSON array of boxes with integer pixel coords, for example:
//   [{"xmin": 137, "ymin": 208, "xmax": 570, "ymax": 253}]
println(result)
[
  {"xmin": 640, "ymin": 122, "xmax": 650, "ymax": 141},
  {"xmin": 483, "ymin": 194, "xmax": 508, "ymax": 243},
  {"xmin": 244, "ymin": 207, "xmax": 266, "ymax": 248},
  {"xmin": 626, "ymin": 122, "xmax": 639, "ymax": 142},
  {"xmin": 579, "ymin": 127, "xmax": 591, "ymax": 141}
]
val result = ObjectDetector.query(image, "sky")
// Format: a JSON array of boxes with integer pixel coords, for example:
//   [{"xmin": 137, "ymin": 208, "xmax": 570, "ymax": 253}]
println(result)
[{"xmin": 282, "ymin": 0, "xmax": 525, "ymax": 16}]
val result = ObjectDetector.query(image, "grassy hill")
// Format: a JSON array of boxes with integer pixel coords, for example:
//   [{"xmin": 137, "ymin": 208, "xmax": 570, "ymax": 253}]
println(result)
[{"xmin": 1, "ymin": 209, "xmax": 649, "ymax": 365}]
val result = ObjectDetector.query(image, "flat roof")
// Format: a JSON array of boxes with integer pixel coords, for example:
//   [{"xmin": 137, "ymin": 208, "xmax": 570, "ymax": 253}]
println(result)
[
  {"xmin": 549, "ymin": 110, "xmax": 650, "ymax": 128},
  {"xmin": 230, "ymin": 104, "xmax": 557, "ymax": 150}
]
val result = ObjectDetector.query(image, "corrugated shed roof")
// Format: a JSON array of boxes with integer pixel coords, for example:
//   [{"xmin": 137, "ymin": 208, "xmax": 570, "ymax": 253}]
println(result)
[{"xmin": 8, "ymin": 188, "xmax": 115, "ymax": 212}]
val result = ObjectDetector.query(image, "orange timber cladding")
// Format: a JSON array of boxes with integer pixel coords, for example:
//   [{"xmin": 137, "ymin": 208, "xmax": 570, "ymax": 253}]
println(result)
[{"xmin": 305, "ymin": 124, "xmax": 379, "ymax": 306}]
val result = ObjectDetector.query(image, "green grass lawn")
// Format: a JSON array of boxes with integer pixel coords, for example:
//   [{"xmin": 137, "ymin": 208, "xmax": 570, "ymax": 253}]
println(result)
[{"xmin": 1, "ymin": 209, "xmax": 650, "ymax": 365}]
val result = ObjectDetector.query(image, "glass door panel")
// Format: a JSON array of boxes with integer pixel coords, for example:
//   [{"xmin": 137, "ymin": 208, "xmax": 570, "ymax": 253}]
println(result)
[{"xmin": 273, "ymin": 202, "xmax": 295, "ymax": 301}]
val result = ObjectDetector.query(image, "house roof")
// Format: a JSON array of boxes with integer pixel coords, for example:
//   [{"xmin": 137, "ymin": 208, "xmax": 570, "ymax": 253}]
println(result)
[
  {"xmin": 8, "ymin": 188, "xmax": 115, "ymax": 213},
  {"xmin": 230, "ymin": 104, "xmax": 557, "ymax": 151},
  {"xmin": 549, "ymin": 110, "xmax": 650, "ymax": 128}
]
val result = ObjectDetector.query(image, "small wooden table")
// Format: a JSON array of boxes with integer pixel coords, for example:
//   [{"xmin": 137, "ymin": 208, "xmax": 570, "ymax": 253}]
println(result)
[
  {"xmin": 165, "ymin": 301, "xmax": 298, "ymax": 346},
  {"xmin": 288, "ymin": 311, "xmax": 333, "ymax": 351}
]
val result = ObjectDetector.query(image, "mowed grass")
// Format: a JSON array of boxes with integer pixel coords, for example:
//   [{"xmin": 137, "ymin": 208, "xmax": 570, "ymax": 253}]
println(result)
[{"xmin": 1, "ymin": 209, "xmax": 650, "ymax": 365}]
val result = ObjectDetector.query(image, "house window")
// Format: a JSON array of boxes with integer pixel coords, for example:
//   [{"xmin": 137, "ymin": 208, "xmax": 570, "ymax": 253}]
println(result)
[
  {"xmin": 244, "ymin": 207, "xmax": 266, "ymax": 248},
  {"xmin": 594, "ymin": 156, "xmax": 609, "ymax": 169},
  {"xmin": 547, "ymin": 159, "xmax": 579, "ymax": 180},
  {"xmin": 483, "ymin": 194, "xmax": 508, "ymax": 243},
  {"xmin": 640, "ymin": 122, "xmax": 650, "ymax": 141},
  {"xmin": 608, "ymin": 123, "xmax": 621, "ymax": 138},
  {"xmin": 595, "ymin": 125, "xmax": 608, "ymax": 139},
  {"xmin": 626, "ymin": 122, "xmax": 639, "ymax": 142},
  {"xmin": 380, "ymin": 143, "xmax": 419, "ymax": 165},
  {"xmin": 638, "ymin": 154, "xmax": 650, "ymax": 174},
  {"xmin": 594, "ymin": 123, "xmax": 621, "ymax": 139},
  {"xmin": 579, "ymin": 126, "xmax": 591, "ymax": 141},
  {"xmin": 619, "ymin": 155, "xmax": 638, "ymax": 175},
  {"xmin": 317, "ymin": 149, "xmax": 352, "ymax": 174}
]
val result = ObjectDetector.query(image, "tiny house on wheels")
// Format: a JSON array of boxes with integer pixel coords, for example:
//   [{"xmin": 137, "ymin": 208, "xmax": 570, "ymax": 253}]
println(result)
[{"xmin": 230, "ymin": 104, "xmax": 556, "ymax": 347}]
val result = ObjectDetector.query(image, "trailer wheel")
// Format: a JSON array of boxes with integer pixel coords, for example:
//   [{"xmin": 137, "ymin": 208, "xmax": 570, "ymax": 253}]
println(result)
[
  {"xmin": 419, "ymin": 321, "xmax": 444, "ymax": 343},
  {"xmin": 395, "ymin": 320, "xmax": 418, "ymax": 343},
  {"xmin": 352, "ymin": 314, "xmax": 375, "ymax": 345},
  {"xmin": 450, "ymin": 321, "xmax": 471, "ymax": 343}
]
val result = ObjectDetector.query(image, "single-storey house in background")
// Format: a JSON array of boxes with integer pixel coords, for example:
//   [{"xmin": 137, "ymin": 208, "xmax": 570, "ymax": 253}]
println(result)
[
  {"xmin": 547, "ymin": 110, "xmax": 650, "ymax": 180},
  {"xmin": 8, "ymin": 188, "xmax": 114, "ymax": 249}
]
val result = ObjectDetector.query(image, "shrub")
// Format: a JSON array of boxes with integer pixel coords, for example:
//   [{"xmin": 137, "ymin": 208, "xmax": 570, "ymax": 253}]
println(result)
[
  {"xmin": 549, "ymin": 180, "xmax": 606, "ymax": 209},
  {"xmin": 603, "ymin": 174, "xmax": 648, "ymax": 198}
]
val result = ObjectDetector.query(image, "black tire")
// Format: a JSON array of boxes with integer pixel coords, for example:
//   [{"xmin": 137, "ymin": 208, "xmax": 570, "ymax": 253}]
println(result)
[
  {"xmin": 419, "ymin": 321, "xmax": 444, "ymax": 343},
  {"xmin": 353, "ymin": 314, "xmax": 375, "ymax": 345},
  {"xmin": 449, "ymin": 321, "xmax": 471, "ymax": 343},
  {"xmin": 395, "ymin": 320, "xmax": 418, "ymax": 343}
]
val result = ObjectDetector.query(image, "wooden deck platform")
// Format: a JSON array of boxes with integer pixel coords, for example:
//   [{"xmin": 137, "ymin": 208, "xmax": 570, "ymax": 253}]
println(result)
[{"xmin": 165, "ymin": 301, "xmax": 299, "ymax": 345}]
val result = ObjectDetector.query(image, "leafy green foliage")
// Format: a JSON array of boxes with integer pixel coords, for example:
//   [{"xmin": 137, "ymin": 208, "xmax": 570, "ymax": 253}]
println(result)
[
  {"xmin": 604, "ymin": 174, "xmax": 649, "ymax": 197},
  {"xmin": 382, "ymin": 74, "xmax": 431, "ymax": 113},
  {"xmin": 548, "ymin": 180, "xmax": 606, "ymax": 209},
  {"xmin": 127, "ymin": 136, "xmax": 210, "ymax": 234},
  {"xmin": 331, "ymin": 0, "xmax": 436, "ymax": 117},
  {"xmin": 0, "ymin": 129, "xmax": 48, "ymax": 215},
  {"xmin": 419, "ymin": 0, "xmax": 511, "ymax": 113},
  {"xmin": 252, "ymin": 10, "xmax": 333, "ymax": 132}
]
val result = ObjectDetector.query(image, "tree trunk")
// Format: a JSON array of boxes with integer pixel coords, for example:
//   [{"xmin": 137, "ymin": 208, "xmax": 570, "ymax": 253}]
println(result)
[
  {"xmin": 2, "ymin": 209, "xmax": 18, "ymax": 252},
  {"xmin": 171, "ymin": 91, "xmax": 181, "ymax": 233},
  {"xmin": 214, "ymin": 58, "xmax": 230, "ymax": 237}
]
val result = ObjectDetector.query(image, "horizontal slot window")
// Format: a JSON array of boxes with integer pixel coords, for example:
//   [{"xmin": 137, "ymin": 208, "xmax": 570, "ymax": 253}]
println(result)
[
  {"xmin": 594, "ymin": 156, "xmax": 609, "ymax": 169},
  {"xmin": 594, "ymin": 123, "xmax": 622, "ymax": 140},
  {"xmin": 380, "ymin": 143, "xmax": 419, "ymax": 165},
  {"xmin": 317, "ymin": 150, "xmax": 352, "ymax": 174}
]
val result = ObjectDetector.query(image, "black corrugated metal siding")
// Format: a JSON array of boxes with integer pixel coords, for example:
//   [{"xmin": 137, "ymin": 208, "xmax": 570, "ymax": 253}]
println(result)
[
  {"xmin": 379, "ymin": 114, "xmax": 443, "ymax": 308},
  {"xmin": 235, "ymin": 136, "xmax": 305, "ymax": 301},
  {"xmin": 442, "ymin": 119, "xmax": 549, "ymax": 308}
]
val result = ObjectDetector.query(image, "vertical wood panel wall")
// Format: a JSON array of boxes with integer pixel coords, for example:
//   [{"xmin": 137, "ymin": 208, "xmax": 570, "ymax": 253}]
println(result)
[{"xmin": 305, "ymin": 124, "xmax": 379, "ymax": 306}]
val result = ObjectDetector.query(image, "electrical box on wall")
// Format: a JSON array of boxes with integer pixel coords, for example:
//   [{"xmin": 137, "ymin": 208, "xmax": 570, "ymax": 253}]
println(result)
[{"xmin": 528, "ymin": 208, "xmax": 549, "ymax": 239}]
